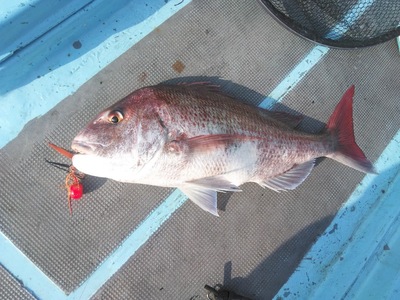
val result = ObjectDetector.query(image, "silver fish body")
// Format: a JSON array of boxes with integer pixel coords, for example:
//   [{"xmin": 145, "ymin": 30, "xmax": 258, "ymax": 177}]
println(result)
[{"xmin": 72, "ymin": 83, "xmax": 374, "ymax": 215}]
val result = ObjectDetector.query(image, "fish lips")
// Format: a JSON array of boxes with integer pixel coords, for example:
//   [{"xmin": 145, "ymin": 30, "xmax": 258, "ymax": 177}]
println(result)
[
  {"xmin": 72, "ymin": 135, "xmax": 115, "ymax": 157},
  {"xmin": 71, "ymin": 140, "xmax": 96, "ymax": 155}
]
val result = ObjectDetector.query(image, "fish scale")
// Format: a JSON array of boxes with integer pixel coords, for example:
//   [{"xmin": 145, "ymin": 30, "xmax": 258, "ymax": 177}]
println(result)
[{"xmin": 71, "ymin": 83, "xmax": 375, "ymax": 216}]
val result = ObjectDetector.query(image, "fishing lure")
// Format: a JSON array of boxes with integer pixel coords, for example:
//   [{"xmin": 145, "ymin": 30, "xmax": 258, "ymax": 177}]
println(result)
[
  {"xmin": 65, "ymin": 165, "xmax": 84, "ymax": 214},
  {"xmin": 48, "ymin": 143, "xmax": 85, "ymax": 215}
]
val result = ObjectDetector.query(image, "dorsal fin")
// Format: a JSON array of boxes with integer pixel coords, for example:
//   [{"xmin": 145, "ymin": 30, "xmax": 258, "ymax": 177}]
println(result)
[
  {"xmin": 258, "ymin": 110, "xmax": 303, "ymax": 128},
  {"xmin": 176, "ymin": 81, "xmax": 221, "ymax": 93}
]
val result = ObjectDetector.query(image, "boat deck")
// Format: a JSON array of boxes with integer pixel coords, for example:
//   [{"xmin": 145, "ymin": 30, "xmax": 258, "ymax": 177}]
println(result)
[{"xmin": 0, "ymin": 1, "xmax": 399, "ymax": 299}]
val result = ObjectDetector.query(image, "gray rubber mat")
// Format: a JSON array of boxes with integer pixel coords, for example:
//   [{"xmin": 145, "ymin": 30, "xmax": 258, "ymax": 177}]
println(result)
[
  {"xmin": 0, "ymin": 266, "xmax": 34, "ymax": 300},
  {"xmin": 1, "ymin": 1, "xmax": 399, "ymax": 299}
]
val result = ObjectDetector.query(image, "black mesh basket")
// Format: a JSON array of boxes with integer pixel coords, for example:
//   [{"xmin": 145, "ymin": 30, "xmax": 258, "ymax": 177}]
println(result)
[{"xmin": 259, "ymin": 0, "xmax": 400, "ymax": 48}]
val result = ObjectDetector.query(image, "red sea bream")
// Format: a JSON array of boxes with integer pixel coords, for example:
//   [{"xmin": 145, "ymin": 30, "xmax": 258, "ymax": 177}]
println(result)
[{"xmin": 71, "ymin": 83, "xmax": 375, "ymax": 215}]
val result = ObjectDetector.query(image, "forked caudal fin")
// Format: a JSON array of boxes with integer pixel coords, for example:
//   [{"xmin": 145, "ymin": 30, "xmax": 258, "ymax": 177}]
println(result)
[{"xmin": 325, "ymin": 85, "xmax": 376, "ymax": 174}]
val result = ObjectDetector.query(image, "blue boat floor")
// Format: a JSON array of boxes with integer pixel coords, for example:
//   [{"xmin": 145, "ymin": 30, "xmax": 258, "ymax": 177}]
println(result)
[{"xmin": 0, "ymin": 1, "xmax": 399, "ymax": 299}]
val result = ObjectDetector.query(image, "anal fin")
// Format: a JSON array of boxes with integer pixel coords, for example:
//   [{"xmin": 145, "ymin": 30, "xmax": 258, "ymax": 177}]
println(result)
[{"xmin": 260, "ymin": 160, "xmax": 315, "ymax": 192}]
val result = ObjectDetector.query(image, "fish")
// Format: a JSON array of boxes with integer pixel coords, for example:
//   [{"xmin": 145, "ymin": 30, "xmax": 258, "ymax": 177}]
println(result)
[{"xmin": 71, "ymin": 83, "xmax": 375, "ymax": 216}]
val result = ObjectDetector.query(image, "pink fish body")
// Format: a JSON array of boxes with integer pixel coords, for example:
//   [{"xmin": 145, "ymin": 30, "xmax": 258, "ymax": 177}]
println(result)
[{"xmin": 72, "ymin": 83, "xmax": 374, "ymax": 215}]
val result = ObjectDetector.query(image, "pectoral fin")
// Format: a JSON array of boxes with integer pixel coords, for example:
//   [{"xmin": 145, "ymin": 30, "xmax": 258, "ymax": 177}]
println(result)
[
  {"xmin": 166, "ymin": 134, "xmax": 260, "ymax": 154},
  {"xmin": 260, "ymin": 160, "xmax": 315, "ymax": 191}
]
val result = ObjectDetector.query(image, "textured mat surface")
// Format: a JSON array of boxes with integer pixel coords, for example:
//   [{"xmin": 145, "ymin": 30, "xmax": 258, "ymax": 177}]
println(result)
[
  {"xmin": 0, "ymin": 0, "xmax": 399, "ymax": 299},
  {"xmin": 0, "ymin": 266, "xmax": 34, "ymax": 300}
]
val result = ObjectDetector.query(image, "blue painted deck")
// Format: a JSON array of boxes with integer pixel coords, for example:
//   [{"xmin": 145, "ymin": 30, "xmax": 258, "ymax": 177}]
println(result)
[
  {"xmin": 0, "ymin": 0, "xmax": 190, "ymax": 148},
  {"xmin": 274, "ymin": 132, "xmax": 400, "ymax": 299},
  {"xmin": 1, "ymin": 1, "xmax": 193, "ymax": 299},
  {"xmin": 0, "ymin": 0, "xmax": 399, "ymax": 299}
]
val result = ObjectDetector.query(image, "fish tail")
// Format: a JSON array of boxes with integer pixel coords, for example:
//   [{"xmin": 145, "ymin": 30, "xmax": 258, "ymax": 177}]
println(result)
[{"xmin": 325, "ymin": 85, "xmax": 376, "ymax": 173}]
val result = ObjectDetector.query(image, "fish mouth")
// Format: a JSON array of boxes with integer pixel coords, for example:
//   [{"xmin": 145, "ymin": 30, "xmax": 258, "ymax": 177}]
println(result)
[
  {"xmin": 71, "ymin": 139, "xmax": 112, "ymax": 155},
  {"xmin": 71, "ymin": 140, "xmax": 95, "ymax": 155}
]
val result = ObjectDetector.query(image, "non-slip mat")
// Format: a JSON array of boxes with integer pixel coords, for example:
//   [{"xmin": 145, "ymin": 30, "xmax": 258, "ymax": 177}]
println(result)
[{"xmin": 1, "ymin": 0, "xmax": 399, "ymax": 299}]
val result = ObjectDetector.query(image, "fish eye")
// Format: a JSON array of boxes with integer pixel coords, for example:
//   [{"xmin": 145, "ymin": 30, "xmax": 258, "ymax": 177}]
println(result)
[{"xmin": 108, "ymin": 110, "xmax": 124, "ymax": 124}]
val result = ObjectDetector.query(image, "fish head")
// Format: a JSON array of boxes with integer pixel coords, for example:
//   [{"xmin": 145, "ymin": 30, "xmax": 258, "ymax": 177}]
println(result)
[{"xmin": 71, "ymin": 91, "xmax": 167, "ymax": 181}]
